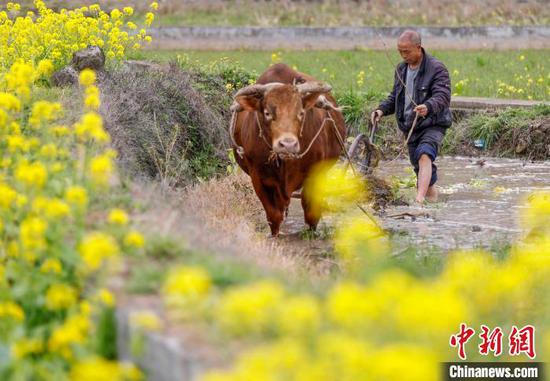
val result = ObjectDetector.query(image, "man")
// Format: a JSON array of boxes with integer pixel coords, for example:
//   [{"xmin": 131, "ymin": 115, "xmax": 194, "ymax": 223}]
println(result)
[{"xmin": 371, "ymin": 30, "xmax": 452, "ymax": 204}]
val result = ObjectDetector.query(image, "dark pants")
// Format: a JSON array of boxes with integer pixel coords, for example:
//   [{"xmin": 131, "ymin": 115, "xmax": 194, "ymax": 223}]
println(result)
[{"xmin": 407, "ymin": 127, "xmax": 446, "ymax": 187}]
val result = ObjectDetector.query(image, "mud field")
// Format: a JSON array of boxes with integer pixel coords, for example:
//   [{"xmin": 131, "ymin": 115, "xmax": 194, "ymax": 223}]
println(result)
[
  {"xmin": 133, "ymin": 155, "xmax": 550, "ymax": 276},
  {"xmin": 278, "ymin": 156, "xmax": 550, "ymax": 251}
]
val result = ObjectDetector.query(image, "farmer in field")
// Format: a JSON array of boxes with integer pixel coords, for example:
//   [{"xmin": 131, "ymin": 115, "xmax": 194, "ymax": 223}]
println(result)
[{"xmin": 371, "ymin": 30, "xmax": 452, "ymax": 204}]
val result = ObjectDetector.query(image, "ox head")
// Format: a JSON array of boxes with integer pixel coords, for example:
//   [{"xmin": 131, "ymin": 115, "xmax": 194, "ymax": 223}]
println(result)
[{"xmin": 232, "ymin": 81, "xmax": 332, "ymax": 155}]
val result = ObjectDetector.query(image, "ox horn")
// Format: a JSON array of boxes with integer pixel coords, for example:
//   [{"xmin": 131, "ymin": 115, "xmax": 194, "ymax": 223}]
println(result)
[
  {"xmin": 296, "ymin": 81, "xmax": 332, "ymax": 94},
  {"xmin": 234, "ymin": 82, "xmax": 285, "ymax": 99}
]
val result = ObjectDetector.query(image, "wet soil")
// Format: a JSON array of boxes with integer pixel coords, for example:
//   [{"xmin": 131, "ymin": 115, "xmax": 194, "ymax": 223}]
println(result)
[{"xmin": 278, "ymin": 156, "xmax": 550, "ymax": 253}]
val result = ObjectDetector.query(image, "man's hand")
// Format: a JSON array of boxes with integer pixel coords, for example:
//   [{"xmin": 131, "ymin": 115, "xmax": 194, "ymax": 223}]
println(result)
[
  {"xmin": 370, "ymin": 109, "xmax": 383, "ymax": 125},
  {"xmin": 414, "ymin": 104, "xmax": 428, "ymax": 117}
]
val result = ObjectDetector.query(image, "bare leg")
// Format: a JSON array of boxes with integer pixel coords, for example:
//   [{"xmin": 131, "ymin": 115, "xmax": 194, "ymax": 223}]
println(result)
[{"xmin": 415, "ymin": 154, "xmax": 436, "ymax": 204}]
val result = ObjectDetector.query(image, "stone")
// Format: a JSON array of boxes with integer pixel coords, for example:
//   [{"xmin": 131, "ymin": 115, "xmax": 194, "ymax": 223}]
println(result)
[
  {"xmin": 51, "ymin": 65, "xmax": 79, "ymax": 87},
  {"xmin": 72, "ymin": 45, "xmax": 105, "ymax": 71}
]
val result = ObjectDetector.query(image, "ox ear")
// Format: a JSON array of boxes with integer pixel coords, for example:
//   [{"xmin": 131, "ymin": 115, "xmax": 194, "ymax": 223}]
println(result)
[
  {"xmin": 235, "ymin": 93, "xmax": 262, "ymax": 112},
  {"xmin": 297, "ymin": 81, "xmax": 332, "ymax": 109},
  {"xmin": 234, "ymin": 84, "xmax": 264, "ymax": 112},
  {"xmin": 302, "ymin": 92, "xmax": 327, "ymax": 109},
  {"xmin": 233, "ymin": 83, "xmax": 285, "ymax": 112}
]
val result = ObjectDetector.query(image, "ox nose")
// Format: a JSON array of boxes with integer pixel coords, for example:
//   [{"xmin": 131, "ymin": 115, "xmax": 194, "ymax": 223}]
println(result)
[{"xmin": 275, "ymin": 137, "xmax": 300, "ymax": 154}]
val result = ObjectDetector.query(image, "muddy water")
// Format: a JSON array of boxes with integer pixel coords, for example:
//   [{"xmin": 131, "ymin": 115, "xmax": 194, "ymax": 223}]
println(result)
[{"xmin": 279, "ymin": 156, "xmax": 550, "ymax": 253}]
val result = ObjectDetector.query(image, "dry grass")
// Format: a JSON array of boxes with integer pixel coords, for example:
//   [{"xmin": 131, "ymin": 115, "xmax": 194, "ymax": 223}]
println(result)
[
  {"xmin": 131, "ymin": 172, "xmax": 337, "ymax": 279},
  {"xmin": 99, "ymin": 63, "xmax": 229, "ymax": 186}
]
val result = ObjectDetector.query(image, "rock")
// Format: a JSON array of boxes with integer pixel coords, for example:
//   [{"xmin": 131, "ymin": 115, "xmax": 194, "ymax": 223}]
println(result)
[
  {"xmin": 51, "ymin": 65, "xmax": 79, "ymax": 87},
  {"xmin": 72, "ymin": 45, "xmax": 105, "ymax": 71}
]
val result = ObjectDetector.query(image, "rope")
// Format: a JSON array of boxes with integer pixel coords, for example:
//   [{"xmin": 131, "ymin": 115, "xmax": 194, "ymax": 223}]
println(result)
[
  {"xmin": 229, "ymin": 110, "xmax": 245, "ymax": 159},
  {"xmin": 254, "ymin": 111, "xmax": 273, "ymax": 150},
  {"xmin": 387, "ymin": 112, "xmax": 420, "ymax": 164},
  {"xmin": 326, "ymin": 115, "xmax": 381, "ymax": 229},
  {"xmin": 230, "ymin": 108, "xmax": 337, "ymax": 163}
]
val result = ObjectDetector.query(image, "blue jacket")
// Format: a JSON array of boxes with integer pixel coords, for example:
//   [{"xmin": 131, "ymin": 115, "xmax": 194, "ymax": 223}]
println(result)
[{"xmin": 378, "ymin": 48, "xmax": 452, "ymax": 134}]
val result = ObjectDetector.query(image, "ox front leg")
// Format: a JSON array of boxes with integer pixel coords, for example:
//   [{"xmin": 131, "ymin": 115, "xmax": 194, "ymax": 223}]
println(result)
[
  {"xmin": 301, "ymin": 187, "xmax": 321, "ymax": 232},
  {"xmin": 251, "ymin": 174, "xmax": 284, "ymax": 236}
]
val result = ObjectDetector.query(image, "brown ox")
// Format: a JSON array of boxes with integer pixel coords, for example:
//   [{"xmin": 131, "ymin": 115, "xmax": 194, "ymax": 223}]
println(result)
[{"xmin": 230, "ymin": 63, "xmax": 346, "ymax": 236}]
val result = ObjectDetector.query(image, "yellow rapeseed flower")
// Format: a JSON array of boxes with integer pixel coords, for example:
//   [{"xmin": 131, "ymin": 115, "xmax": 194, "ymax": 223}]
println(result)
[
  {"xmin": 70, "ymin": 357, "xmax": 142, "ymax": 381},
  {"xmin": 124, "ymin": 230, "xmax": 145, "ymax": 248},
  {"xmin": 11, "ymin": 338, "xmax": 44, "ymax": 359},
  {"xmin": 65, "ymin": 185, "xmax": 89, "ymax": 208},
  {"xmin": 145, "ymin": 12, "xmax": 155, "ymax": 26},
  {"xmin": 334, "ymin": 215, "xmax": 388, "ymax": 267},
  {"xmin": 0, "ymin": 183, "xmax": 17, "ymax": 209},
  {"xmin": 274, "ymin": 294, "xmax": 321, "ymax": 336},
  {"xmin": 78, "ymin": 232, "xmax": 120, "ymax": 271},
  {"xmin": 95, "ymin": 288, "xmax": 115, "ymax": 307},
  {"xmin": 163, "ymin": 265, "xmax": 212, "ymax": 298},
  {"xmin": 304, "ymin": 161, "xmax": 364, "ymax": 215},
  {"xmin": 48, "ymin": 314, "xmax": 90, "ymax": 357},
  {"xmin": 37, "ymin": 59, "xmax": 54, "ymax": 77},
  {"xmin": 20, "ymin": 217, "xmax": 47, "ymax": 251},
  {"xmin": 108, "ymin": 208, "xmax": 129, "ymax": 225},
  {"xmin": 46, "ymin": 283, "xmax": 78, "ymax": 310},
  {"xmin": 89, "ymin": 152, "xmax": 114, "ymax": 186},
  {"xmin": 79, "ymin": 69, "xmax": 96, "ymax": 86},
  {"xmin": 15, "ymin": 161, "xmax": 48, "ymax": 188},
  {"xmin": 84, "ymin": 85, "xmax": 101, "ymax": 110},
  {"xmin": 216, "ymin": 280, "xmax": 284, "ymax": 336},
  {"xmin": 0, "ymin": 92, "xmax": 21, "ymax": 111},
  {"xmin": 40, "ymin": 258, "xmax": 63, "ymax": 274},
  {"xmin": 29, "ymin": 101, "xmax": 62, "ymax": 127},
  {"xmin": 0, "ymin": 301, "xmax": 25, "ymax": 321},
  {"xmin": 130, "ymin": 311, "xmax": 162, "ymax": 332}
]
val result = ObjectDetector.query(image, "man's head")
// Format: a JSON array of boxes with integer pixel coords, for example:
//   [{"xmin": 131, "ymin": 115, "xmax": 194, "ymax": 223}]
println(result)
[{"xmin": 397, "ymin": 30, "xmax": 423, "ymax": 67}]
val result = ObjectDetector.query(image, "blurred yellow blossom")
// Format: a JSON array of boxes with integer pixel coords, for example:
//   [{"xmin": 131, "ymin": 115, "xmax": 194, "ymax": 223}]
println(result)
[
  {"xmin": 108, "ymin": 208, "xmax": 129, "ymax": 225},
  {"xmin": 130, "ymin": 311, "xmax": 162, "ymax": 332},
  {"xmin": 78, "ymin": 232, "xmax": 120, "ymax": 271},
  {"xmin": 124, "ymin": 230, "xmax": 145, "ymax": 248},
  {"xmin": 46, "ymin": 284, "xmax": 78, "ymax": 310}
]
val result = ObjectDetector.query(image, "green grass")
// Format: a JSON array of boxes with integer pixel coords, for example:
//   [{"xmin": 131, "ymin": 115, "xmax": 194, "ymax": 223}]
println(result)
[
  {"xmin": 133, "ymin": 49, "xmax": 550, "ymax": 101},
  {"xmin": 466, "ymin": 104, "xmax": 550, "ymax": 151},
  {"xmin": 22, "ymin": 0, "xmax": 550, "ymax": 27},
  {"xmin": 144, "ymin": 0, "xmax": 549, "ymax": 27}
]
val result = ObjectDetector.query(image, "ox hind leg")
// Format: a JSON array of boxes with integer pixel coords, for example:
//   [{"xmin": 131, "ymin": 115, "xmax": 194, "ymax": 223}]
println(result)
[{"xmin": 250, "ymin": 174, "xmax": 285, "ymax": 236}]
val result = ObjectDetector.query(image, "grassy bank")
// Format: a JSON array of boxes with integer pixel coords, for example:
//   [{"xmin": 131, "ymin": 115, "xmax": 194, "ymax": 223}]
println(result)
[{"xmin": 134, "ymin": 49, "xmax": 550, "ymax": 101}]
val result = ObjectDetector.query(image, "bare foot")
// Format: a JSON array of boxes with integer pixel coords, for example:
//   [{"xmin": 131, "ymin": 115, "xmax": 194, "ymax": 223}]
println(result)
[
  {"xmin": 425, "ymin": 185, "xmax": 438, "ymax": 203},
  {"xmin": 415, "ymin": 195, "xmax": 426, "ymax": 204}
]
